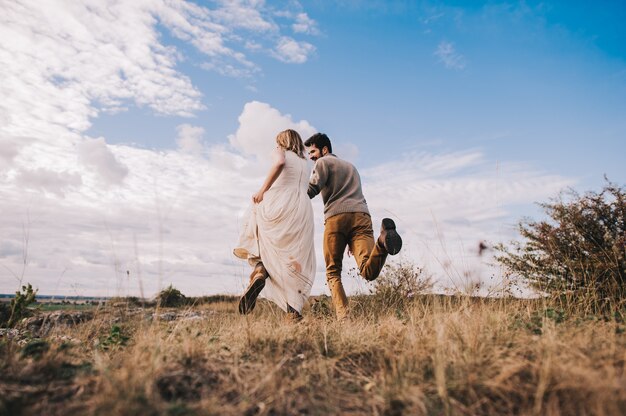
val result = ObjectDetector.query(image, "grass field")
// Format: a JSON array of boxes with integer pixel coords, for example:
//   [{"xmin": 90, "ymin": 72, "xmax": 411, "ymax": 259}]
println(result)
[{"xmin": 1, "ymin": 292, "xmax": 625, "ymax": 416}]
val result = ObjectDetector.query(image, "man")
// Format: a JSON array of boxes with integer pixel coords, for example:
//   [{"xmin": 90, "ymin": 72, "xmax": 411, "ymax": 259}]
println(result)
[{"xmin": 305, "ymin": 133, "xmax": 402, "ymax": 320}]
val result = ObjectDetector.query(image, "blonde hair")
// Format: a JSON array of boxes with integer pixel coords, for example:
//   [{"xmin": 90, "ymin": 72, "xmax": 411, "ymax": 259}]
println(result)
[{"xmin": 276, "ymin": 129, "xmax": 305, "ymax": 158}]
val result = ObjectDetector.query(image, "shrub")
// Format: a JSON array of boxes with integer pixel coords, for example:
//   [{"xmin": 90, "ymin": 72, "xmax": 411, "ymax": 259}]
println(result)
[
  {"xmin": 370, "ymin": 261, "xmax": 432, "ymax": 311},
  {"xmin": 0, "ymin": 303, "xmax": 10, "ymax": 327},
  {"xmin": 187, "ymin": 295, "xmax": 238, "ymax": 305},
  {"xmin": 4, "ymin": 283, "xmax": 38, "ymax": 327},
  {"xmin": 309, "ymin": 295, "xmax": 334, "ymax": 318},
  {"xmin": 496, "ymin": 179, "xmax": 626, "ymax": 308},
  {"xmin": 100, "ymin": 325, "xmax": 130, "ymax": 350},
  {"xmin": 108, "ymin": 296, "xmax": 146, "ymax": 308},
  {"xmin": 156, "ymin": 285, "xmax": 186, "ymax": 308}
]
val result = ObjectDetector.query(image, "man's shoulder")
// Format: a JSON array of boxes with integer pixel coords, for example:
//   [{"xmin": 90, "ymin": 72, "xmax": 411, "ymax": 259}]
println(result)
[{"xmin": 318, "ymin": 154, "xmax": 354, "ymax": 169}]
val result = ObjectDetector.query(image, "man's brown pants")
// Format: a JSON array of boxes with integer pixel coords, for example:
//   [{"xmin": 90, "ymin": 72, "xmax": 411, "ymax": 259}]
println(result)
[{"xmin": 323, "ymin": 212, "xmax": 387, "ymax": 319}]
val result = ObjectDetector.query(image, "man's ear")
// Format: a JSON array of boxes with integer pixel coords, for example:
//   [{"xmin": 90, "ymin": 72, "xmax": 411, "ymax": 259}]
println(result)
[{"xmin": 322, "ymin": 146, "xmax": 330, "ymax": 155}]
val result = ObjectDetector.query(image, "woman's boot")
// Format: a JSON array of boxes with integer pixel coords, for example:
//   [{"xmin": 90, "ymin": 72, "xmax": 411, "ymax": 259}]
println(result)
[{"xmin": 238, "ymin": 262, "xmax": 268, "ymax": 314}]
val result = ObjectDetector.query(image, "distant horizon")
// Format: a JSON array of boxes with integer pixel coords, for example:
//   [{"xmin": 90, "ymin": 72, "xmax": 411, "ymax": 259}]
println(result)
[
  {"xmin": 0, "ymin": 293, "xmax": 111, "ymax": 300},
  {"xmin": 0, "ymin": 284, "xmax": 536, "ymax": 300}
]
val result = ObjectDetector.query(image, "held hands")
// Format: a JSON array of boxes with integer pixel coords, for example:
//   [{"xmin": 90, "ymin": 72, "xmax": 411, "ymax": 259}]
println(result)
[{"xmin": 252, "ymin": 190, "xmax": 265, "ymax": 204}]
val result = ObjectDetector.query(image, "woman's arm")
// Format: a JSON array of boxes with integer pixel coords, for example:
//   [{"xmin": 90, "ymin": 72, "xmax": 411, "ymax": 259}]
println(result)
[{"xmin": 252, "ymin": 148, "xmax": 286, "ymax": 203}]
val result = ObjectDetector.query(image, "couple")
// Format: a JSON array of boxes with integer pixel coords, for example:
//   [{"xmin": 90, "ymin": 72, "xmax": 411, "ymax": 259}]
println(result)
[{"xmin": 233, "ymin": 130, "xmax": 402, "ymax": 320}]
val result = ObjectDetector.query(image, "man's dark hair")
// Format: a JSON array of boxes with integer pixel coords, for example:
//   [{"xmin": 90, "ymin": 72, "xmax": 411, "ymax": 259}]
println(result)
[{"xmin": 304, "ymin": 133, "xmax": 332, "ymax": 154}]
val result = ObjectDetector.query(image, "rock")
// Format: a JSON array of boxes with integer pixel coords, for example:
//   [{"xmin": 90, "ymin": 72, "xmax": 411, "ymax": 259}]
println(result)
[
  {"xmin": 180, "ymin": 311, "xmax": 203, "ymax": 321},
  {"xmin": 0, "ymin": 328, "xmax": 22, "ymax": 339},
  {"xmin": 50, "ymin": 334, "xmax": 82, "ymax": 345},
  {"xmin": 23, "ymin": 311, "xmax": 94, "ymax": 336},
  {"xmin": 155, "ymin": 312, "xmax": 177, "ymax": 321}
]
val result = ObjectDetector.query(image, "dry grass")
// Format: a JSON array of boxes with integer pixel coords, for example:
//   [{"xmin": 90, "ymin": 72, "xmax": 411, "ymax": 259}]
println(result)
[{"xmin": 1, "ymin": 295, "xmax": 625, "ymax": 415}]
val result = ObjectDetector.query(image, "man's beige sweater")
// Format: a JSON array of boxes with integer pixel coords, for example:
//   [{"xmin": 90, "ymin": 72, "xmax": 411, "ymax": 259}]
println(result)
[{"xmin": 307, "ymin": 154, "xmax": 370, "ymax": 219}]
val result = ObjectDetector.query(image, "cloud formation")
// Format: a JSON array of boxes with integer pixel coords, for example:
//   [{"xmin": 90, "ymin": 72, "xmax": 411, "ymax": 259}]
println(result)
[
  {"xmin": 176, "ymin": 124, "xmax": 206, "ymax": 154},
  {"xmin": 292, "ymin": 12, "xmax": 320, "ymax": 35},
  {"xmin": 273, "ymin": 37, "xmax": 316, "ymax": 64},
  {"xmin": 0, "ymin": 93, "xmax": 574, "ymax": 297},
  {"xmin": 77, "ymin": 137, "xmax": 129, "ymax": 185},
  {"xmin": 13, "ymin": 168, "xmax": 82, "ymax": 198},
  {"xmin": 0, "ymin": 0, "xmax": 320, "ymax": 296},
  {"xmin": 0, "ymin": 136, "xmax": 20, "ymax": 171},
  {"xmin": 360, "ymin": 152, "xmax": 572, "ymax": 294},
  {"xmin": 0, "ymin": 1, "xmax": 575, "ymax": 299},
  {"xmin": 228, "ymin": 101, "xmax": 317, "ymax": 162},
  {"xmin": 0, "ymin": 0, "xmax": 318, "ymax": 141},
  {"xmin": 435, "ymin": 40, "xmax": 466, "ymax": 70}
]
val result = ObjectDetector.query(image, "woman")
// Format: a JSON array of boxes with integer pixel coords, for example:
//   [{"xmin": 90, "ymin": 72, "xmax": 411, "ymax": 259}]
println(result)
[{"xmin": 233, "ymin": 129, "xmax": 316, "ymax": 319}]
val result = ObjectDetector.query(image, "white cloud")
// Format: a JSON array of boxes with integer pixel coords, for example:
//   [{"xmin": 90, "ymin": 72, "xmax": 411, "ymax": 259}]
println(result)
[
  {"xmin": 334, "ymin": 142, "xmax": 360, "ymax": 161},
  {"xmin": 0, "ymin": 141, "xmax": 256, "ymax": 296},
  {"xmin": 200, "ymin": 61, "xmax": 259, "ymax": 78},
  {"xmin": 13, "ymin": 167, "xmax": 82, "ymax": 197},
  {"xmin": 228, "ymin": 101, "xmax": 317, "ymax": 162},
  {"xmin": 0, "ymin": 96, "xmax": 575, "ymax": 298},
  {"xmin": 0, "ymin": 99, "xmax": 319, "ymax": 296},
  {"xmin": 358, "ymin": 152, "xmax": 573, "ymax": 295},
  {"xmin": 175, "ymin": 124, "xmax": 205, "ymax": 154},
  {"xmin": 0, "ymin": 0, "xmax": 318, "ymax": 143},
  {"xmin": 0, "ymin": 0, "xmax": 204, "ymax": 150},
  {"xmin": 273, "ymin": 37, "xmax": 316, "ymax": 64},
  {"xmin": 0, "ymin": 241, "xmax": 22, "ymax": 259},
  {"xmin": 0, "ymin": 136, "xmax": 21, "ymax": 171},
  {"xmin": 211, "ymin": 0, "xmax": 279, "ymax": 32},
  {"xmin": 422, "ymin": 12, "xmax": 445, "ymax": 25},
  {"xmin": 77, "ymin": 137, "xmax": 129, "ymax": 185},
  {"xmin": 435, "ymin": 40, "xmax": 466, "ymax": 70},
  {"xmin": 292, "ymin": 13, "xmax": 320, "ymax": 35},
  {"xmin": 244, "ymin": 40, "xmax": 263, "ymax": 51}
]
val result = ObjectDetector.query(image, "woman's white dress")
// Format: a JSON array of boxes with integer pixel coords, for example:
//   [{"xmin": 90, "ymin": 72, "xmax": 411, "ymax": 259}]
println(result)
[{"xmin": 233, "ymin": 150, "xmax": 316, "ymax": 313}]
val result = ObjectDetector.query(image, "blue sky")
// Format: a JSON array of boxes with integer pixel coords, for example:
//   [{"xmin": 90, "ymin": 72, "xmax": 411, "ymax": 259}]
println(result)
[
  {"xmin": 1, "ymin": 0, "xmax": 624, "ymax": 297},
  {"xmin": 89, "ymin": 0, "xmax": 626, "ymax": 185}
]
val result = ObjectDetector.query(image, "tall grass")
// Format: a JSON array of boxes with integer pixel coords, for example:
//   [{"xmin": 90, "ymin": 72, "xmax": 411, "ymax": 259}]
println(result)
[{"xmin": 1, "ymin": 289, "xmax": 625, "ymax": 415}]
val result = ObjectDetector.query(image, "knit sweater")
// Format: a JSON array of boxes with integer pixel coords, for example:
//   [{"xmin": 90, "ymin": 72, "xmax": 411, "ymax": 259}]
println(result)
[{"xmin": 307, "ymin": 154, "xmax": 370, "ymax": 219}]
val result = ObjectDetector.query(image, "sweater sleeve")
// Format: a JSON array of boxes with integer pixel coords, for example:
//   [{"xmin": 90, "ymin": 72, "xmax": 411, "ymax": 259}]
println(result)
[{"xmin": 307, "ymin": 159, "xmax": 327, "ymax": 199}]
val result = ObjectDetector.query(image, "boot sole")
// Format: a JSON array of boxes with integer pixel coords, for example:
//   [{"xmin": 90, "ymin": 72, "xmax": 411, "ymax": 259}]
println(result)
[
  {"xmin": 382, "ymin": 218, "xmax": 402, "ymax": 256},
  {"xmin": 238, "ymin": 278, "xmax": 266, "ymax": 315},
  {"xmin": 286, "ymin": 304, "xmax": 303, "ymax": 322}
]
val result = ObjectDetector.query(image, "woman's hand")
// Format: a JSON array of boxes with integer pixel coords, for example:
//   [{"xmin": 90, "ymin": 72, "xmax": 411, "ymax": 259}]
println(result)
[
  {"xmin": 252, "ymin": 148, "xmax": 285, "ymax": 204},
  {"xmin": 252, "ymin": 190, "xmax": 264, "ymax": 204}
]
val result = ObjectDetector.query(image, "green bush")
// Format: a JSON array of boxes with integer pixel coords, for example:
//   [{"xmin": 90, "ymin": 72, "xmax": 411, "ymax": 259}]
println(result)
[
  {"xmin": 156, "ymin": 285, "xmax": 186, "ymax": 308},
  {"xmin": 496, "ymin": 179, "xmax": 626, "ymax": 308},
  {"xmin": 3, "ymin": 283, "xmax": 38, "ymax": 327},
  {"xmin": 100, "ymin": 325, "xmax": 130, "ymax": 350}
]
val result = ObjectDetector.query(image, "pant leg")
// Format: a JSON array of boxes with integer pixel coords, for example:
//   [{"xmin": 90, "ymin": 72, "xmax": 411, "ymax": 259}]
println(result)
[
  {"xmin": 349, "ymin": 213, "xmax": 388, "ymax": 281},
  {"xmin": 323, "ymin": 214, "xmax": 349, "ymax": 319}
]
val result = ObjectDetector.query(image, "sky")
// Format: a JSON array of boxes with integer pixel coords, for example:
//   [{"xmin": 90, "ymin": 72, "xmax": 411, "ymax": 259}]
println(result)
[{"xmin": 1, "ymin": 0, "xmax": 624, "ymax": 299}]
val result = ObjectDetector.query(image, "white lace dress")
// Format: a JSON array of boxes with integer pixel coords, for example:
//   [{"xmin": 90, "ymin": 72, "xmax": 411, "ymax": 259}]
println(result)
[{"xmin": 233, "ymin": 150, "xmax": 316, "ymax": 313}]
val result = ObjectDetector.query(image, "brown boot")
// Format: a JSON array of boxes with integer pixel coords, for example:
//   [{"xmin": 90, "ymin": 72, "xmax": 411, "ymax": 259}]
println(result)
[
  {"xmin": 286, "ymin": 304, "xmax": 303, "ymax": 322},
  {"xmin": 238, "ymin": 262, "xmax": 268, "ymax": 314},
  {"xmin": 378, "ymin": 218, "xmax": 402, "ymax": 255}
]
